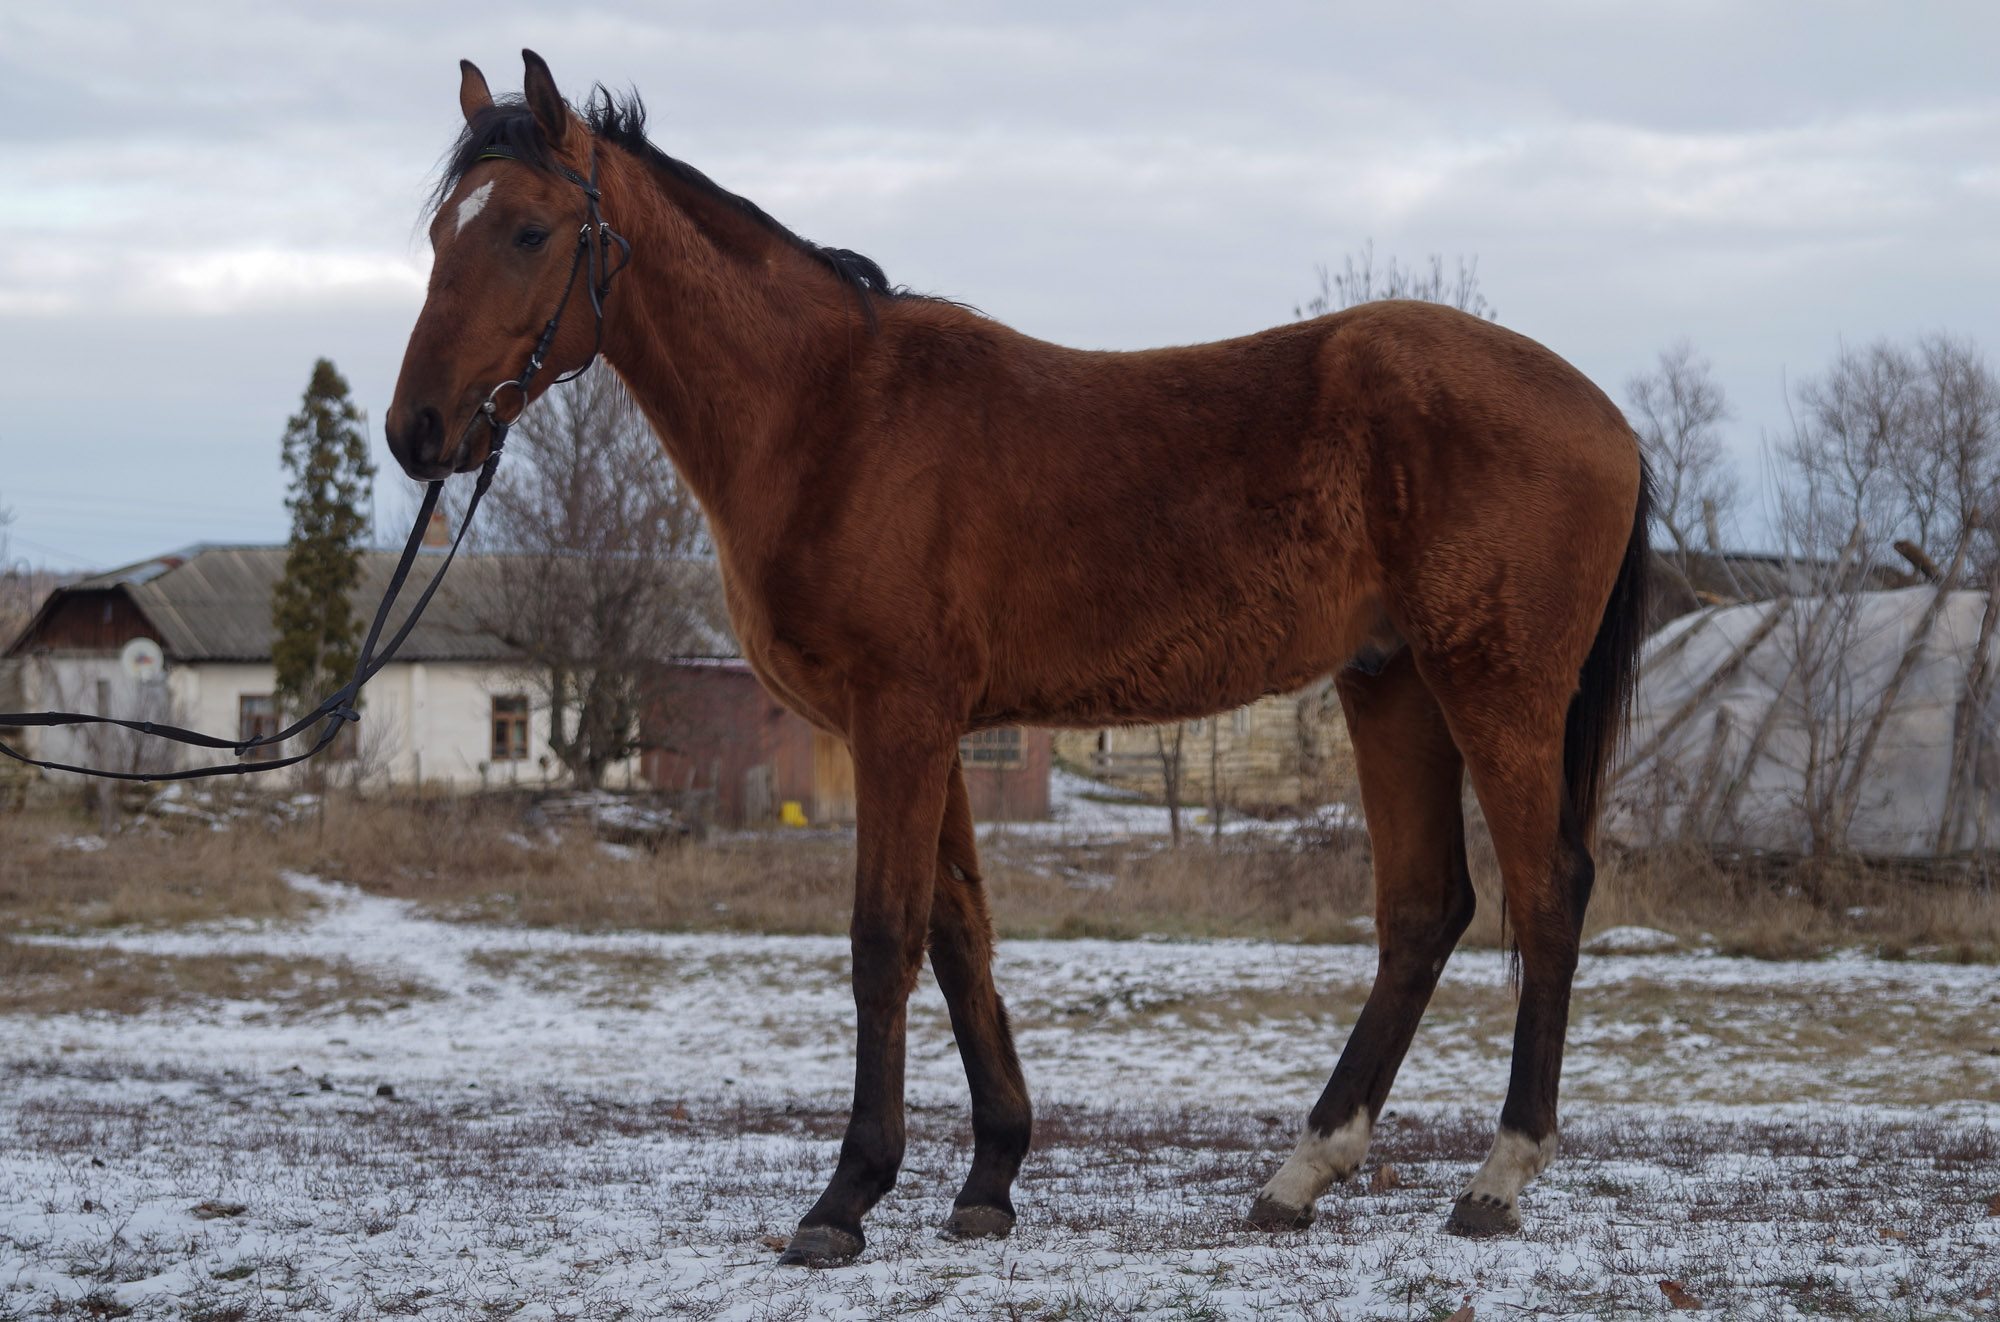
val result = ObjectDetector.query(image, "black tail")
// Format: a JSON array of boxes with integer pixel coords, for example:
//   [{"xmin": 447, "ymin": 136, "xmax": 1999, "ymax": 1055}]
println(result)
[{"xmin": 1563, "ymin": 455, "xmax": 1653, "ymax": 833}]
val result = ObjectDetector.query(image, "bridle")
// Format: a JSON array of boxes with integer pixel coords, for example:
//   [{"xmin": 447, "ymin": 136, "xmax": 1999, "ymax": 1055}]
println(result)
[
  {"xmin": 472, "ymin": 143, "xmax": 632, "ymax": 441},
  {"xmin": 0, "ymin": 146, "xmax": 632, "ymax": 784}
]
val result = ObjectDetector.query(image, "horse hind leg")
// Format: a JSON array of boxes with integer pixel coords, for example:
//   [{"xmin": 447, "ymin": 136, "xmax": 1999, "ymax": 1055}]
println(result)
[
  {"xmin": 1429, "ymin": 672, "xmax": 1592, "ymax": 1237},
  {"xmin": 928, "ymin": 758, "xmax": 1033, "ymax": 1241},
  {"xmin": 1249, "ymin": 651, "xmax": 1474, "ymax": 1231}
]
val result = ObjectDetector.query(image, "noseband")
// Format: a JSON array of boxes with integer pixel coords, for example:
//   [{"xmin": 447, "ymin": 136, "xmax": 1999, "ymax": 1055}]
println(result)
[
  {"xmin": 0, "ymin": 146, "xmax": 633, "ymax": 783},
  {"xmin": 473, "ymin": 145, "xmax": 633, "ymax": 445}
]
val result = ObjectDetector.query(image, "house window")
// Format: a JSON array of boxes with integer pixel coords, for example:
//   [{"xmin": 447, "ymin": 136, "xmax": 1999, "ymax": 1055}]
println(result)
[
  {"xmin": 960, "ymin": 727, "xmax": 1023, "ymax": 769},
  {"xmin": 238, "ymin": 694, "xmax": 279, "ymax": 762},
  {"xmin": 492, "ymin": 695, "xmax": 530, "ymax": 762}
]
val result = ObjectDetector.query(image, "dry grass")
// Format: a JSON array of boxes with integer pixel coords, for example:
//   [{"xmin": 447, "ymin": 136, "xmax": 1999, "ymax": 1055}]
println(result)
[
  {"xmin": 6, "ymin": 791, "xmax": 1999, "ymax": 961},
  {"xmin": 0, "ymin": 812, "xmax": 312, "ymax": 933},
  {"xmin": 0, "ymin": 797, "xmax": 1379, "ymax": 943},
  {"xmin": 1583, "ymin": 842, "xmax": 2000, "ymax": 962},
  {"xmin": 464, "ymin": 947, "xmax": 680, "ymax": 1011},
  {"xmin": 982, "ymin": 833, "xmax": 1376, "ymax": 943},
  {"xmin": 0, "ymin": 937, "xmax": 435, "ymax": 1018}
]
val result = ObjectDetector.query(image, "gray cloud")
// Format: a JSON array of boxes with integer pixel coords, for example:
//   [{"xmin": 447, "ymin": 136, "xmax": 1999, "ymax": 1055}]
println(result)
[{"xmin": 3, "ymin": 2, "xmax": 1997, "ymax": 566}]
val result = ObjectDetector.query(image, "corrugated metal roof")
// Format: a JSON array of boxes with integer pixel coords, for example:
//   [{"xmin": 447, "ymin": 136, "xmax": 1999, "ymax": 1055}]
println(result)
[{"xmin": 25, "ymin": 546, "xmax": 738, "ymax": 664}]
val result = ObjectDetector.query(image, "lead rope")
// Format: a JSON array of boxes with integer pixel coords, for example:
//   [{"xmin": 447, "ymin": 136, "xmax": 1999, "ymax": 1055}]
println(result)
[{"xmin": 0, "ymin": 146, "xmax": 627, "ymax": 784}]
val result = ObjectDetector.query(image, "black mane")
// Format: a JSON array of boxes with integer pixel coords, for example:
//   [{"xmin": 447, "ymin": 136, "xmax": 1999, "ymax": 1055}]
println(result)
[{"xmin": 432, "ymin": 88, "xmax": 907, "ymax": 302}]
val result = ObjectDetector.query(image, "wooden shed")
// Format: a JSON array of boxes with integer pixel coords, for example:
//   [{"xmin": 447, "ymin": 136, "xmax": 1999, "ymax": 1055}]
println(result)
[
  {"xmin": 1050, "ymin": 684, "xmax": 1356, "ymax": 811},
  {"xmin": 641, "ymin": 660, "xmax": 1052, "ymax": 825}
]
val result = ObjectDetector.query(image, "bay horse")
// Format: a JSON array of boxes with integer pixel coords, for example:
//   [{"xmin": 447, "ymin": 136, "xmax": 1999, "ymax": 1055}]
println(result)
[{"xmin": 388, "ymin": 52, "xmax": 1651, "ymax": 1267}]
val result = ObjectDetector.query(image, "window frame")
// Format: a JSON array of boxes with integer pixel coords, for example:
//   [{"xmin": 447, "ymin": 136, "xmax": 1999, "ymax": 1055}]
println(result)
[
  {"xmin": 237, "ymin": 693, "xmax": 280, "ymax": 763},
  {"xmin": 491, "ymin": 694, "xmax": 531, "ymax": 763},
  {"xmin": 958, "ymin": 727, "xmax": 1024, "ymax": 770}
]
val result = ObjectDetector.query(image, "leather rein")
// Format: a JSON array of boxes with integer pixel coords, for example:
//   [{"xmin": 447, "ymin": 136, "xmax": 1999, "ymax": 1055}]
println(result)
[{"xmin": 0, "ymin": 148, "xmax": 630, "ymax": 784}]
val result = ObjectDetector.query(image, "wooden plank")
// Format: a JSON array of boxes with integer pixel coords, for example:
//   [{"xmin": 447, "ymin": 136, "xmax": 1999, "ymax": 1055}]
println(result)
[
  {"xmin": 811, "ymin": 730, "xmax": 856, "ymax": 823},
  {"xmin": 1706, "ymin": 573, "xmax": 1879, "ymax": 833},
  {"xmin": 1641, "ymin": 604, "xmax": 1723, "ymax": 671},
  {"xmin": 1703, "ymin": 649, "xmax": 1801, "ymax": 843},
  {"xmin": 1937, "ymin": 584, "xmax": 2000, "ymax": 854},
  {"xmin": 1679, "ymin": 707, "xmax": 1735, "ymax": 841},
  {"xmin": 1618, "ymin": 600, "xmax": 1788, "ymax": 781},
  {"xmin": 1834, "ymin": 545, "xmax": 1968, "ymax": 840}
]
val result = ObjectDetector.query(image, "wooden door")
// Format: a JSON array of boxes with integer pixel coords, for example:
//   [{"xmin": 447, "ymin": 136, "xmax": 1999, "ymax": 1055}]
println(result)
[{"xmin": 811, "ymin": 730, "xmax": 857, "ymax": 823}]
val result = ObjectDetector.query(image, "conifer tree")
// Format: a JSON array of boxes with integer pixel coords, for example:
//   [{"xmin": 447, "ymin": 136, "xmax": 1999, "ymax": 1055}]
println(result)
[{"xmin": 271, "ymin": 358, "xmax": 374, "ymax": 737}]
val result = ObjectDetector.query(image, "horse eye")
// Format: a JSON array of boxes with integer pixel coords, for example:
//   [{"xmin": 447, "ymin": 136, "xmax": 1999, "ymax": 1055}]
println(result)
[{"xmin": 516, "ymin": 227, "xmax": 549, "ymax": 251}]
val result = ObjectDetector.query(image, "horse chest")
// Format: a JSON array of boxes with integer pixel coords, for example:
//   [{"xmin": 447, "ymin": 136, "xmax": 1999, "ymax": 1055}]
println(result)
[{"xmin": 718, "ymin": 572, "xmax": 852, "ymax": 736}]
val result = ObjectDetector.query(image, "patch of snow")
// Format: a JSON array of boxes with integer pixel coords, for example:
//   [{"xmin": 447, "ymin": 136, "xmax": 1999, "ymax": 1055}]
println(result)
[
  {"xmin": 1583, "ymin": 925, "xmax": 1682, "ymax": 955},
  {"xmin": 532, "ymin": 789, "xmax": 687, "ymax": 846},
  {"xmin": 3, "ymin": 874, "xmax": 1994, "ymax": 1120},
  {"xmin": 984, "ymin": 767, "xmax": 1361, "ymax": 844},
  {"xmin": 1, "ymin": 872, "xmax": 1996, "ymax": 1316}
]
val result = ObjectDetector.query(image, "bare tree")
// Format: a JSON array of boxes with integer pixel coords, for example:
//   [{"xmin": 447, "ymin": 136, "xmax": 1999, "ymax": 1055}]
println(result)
[
  {"xmin": 458, "ymin": 373, "xmax": 711, "ymax": 790},
  {"xmin": 1904, "ymin": 334, "xmax": 2000, "ymax": 568},
  {"xmin": 24, "ymin": 657, "xmax": 178, "ymax": 829},
  {"xmin": 1153, "ymin": 722, "xmax": 1187, "ymax": 847},
  {"xmin": 1296, "ymin": 240, "xmax": 1497, "ymax": 321},
  {"xmin": 0, "ymin": 500, "xmax": 28, "ymax": 648},
  {"xmin": 1627, "ymin": 340, "xmax": 1738, "ymax": 566},
  {"xmin": 1745, "ymin": 333, "xmax": 2000, "ymax": 864},
  {"xmin": 1778, "ymin": 335, "xmax": 2000, "ymax": 569},
  {"xmin": 1784, "ymin": 340, "xmax": 1917, "ymax": 572},
  {"xmin": 1208, "ymin": 717, "xmax": 1224, "ymax": 842}
]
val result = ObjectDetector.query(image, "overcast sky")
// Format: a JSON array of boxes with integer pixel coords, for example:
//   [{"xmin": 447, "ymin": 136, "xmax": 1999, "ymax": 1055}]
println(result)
[{"xmin": 4, "ymin": 2, "xmax": 1997, "ymax": 570}]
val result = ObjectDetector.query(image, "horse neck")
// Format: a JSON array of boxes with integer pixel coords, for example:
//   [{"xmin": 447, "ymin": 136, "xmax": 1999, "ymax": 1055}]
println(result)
[{"xmin": 593, "ymin": 148, "xmax": 862, "ymax": 538}]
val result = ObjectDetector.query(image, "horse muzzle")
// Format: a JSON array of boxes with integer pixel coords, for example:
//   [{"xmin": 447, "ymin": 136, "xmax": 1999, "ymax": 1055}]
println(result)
[{"xmin": 385, "ymin": 402, "xmax": 488, "ymax": 480}]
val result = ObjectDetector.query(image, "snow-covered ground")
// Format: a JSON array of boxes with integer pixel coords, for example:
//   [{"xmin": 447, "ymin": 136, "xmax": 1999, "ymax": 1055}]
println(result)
[
  {"xmin": 3, "ymin": 875, "xmax": 1997, "ymax": 1318},
  {"xmin": 978, "ymin": 767, "xmax": 1359, "ymax": 844}
]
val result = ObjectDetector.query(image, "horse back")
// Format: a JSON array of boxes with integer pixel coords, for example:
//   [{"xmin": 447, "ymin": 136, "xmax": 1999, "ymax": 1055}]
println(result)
[{"xmin": 721, "ymin": 299, "xmax": 1641, "ymax": 735}]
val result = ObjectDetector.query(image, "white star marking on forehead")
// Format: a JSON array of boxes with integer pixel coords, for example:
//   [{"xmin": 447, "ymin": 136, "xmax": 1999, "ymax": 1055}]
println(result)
[{"xmin": 454, "ymin": 180, "xmax": 495, "ymax": 237}]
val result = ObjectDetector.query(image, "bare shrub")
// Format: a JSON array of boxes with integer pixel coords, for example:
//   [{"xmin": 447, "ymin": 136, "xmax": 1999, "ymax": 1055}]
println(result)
[
  {"xmin": 1627, "ymin": 339, "xmax": 1737, "ymax": 569},
  {"xmin": 1295, "ymin": 240, "xmax": 1497, "ymax": 321},
  {"xmin": 452, "ymin": 371, "xmax": 711, "ymax": 789}
]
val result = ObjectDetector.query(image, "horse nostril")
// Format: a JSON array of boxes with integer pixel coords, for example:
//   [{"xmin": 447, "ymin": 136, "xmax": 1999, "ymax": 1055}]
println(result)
[{"xmin": 413, "ymin": 407, "xmax": 445, "ymax": 464}]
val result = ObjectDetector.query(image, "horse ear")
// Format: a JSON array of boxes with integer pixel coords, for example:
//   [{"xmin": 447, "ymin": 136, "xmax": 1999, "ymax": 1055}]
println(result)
[
  {"xmin": 521, "ymin": 49, "xmax": 569, "ymax": 149},
  {"xmin": 458, "ymin": 60, "xmax": 493, "ymax": 124}
]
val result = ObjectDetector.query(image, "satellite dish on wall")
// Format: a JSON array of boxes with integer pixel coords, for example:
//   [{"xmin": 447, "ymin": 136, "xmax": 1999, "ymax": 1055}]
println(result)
[{"xmin": 120, "ymin": 637, "xmax": 165, "ymax": 684}]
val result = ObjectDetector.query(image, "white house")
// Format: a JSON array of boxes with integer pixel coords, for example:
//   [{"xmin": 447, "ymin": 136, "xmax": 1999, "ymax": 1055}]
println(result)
[{"xmin": 3, "ymin": 543, "xmax": 717, "ymax": 790}]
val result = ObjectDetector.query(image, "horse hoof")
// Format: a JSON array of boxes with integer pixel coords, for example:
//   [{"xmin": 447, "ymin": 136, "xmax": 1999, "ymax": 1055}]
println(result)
[
  {"xmin": 1246, "ymin": 1194, "xmax": 1314, "ymax": 1233},
  {"xmin": 939, "ymin": 1204, "xmax": 1015, "ymax": 1242},
  {"xmin": 775, "ymin": 1225, "xmax": 864, "ymax": 1268},
  {"xmin": 1444, "ymin": 1193, "xmax": 1520, "ymax": 1238}
]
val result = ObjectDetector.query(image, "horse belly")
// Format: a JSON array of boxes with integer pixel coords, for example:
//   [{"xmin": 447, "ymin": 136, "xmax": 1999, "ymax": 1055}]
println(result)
[{"xmin": 981, "ymin": 560, "xmax": 1380, "ymax": 728}]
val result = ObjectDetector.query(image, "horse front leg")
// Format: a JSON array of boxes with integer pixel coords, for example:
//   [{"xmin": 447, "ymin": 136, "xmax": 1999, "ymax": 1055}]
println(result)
[
  {"xmin": 779, "ymin": 708, "xmax": 955, "ymax": 1268},
  {"xmin": 930, "ymin": 757, "xmax": 1032, "ymax": 1241}
]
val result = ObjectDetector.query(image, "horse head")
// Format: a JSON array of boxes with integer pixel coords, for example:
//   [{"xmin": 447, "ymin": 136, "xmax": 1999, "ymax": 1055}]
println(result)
[{"xmin": 386, "ymin": 51, "xmax": 622, "ymax": 479}]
